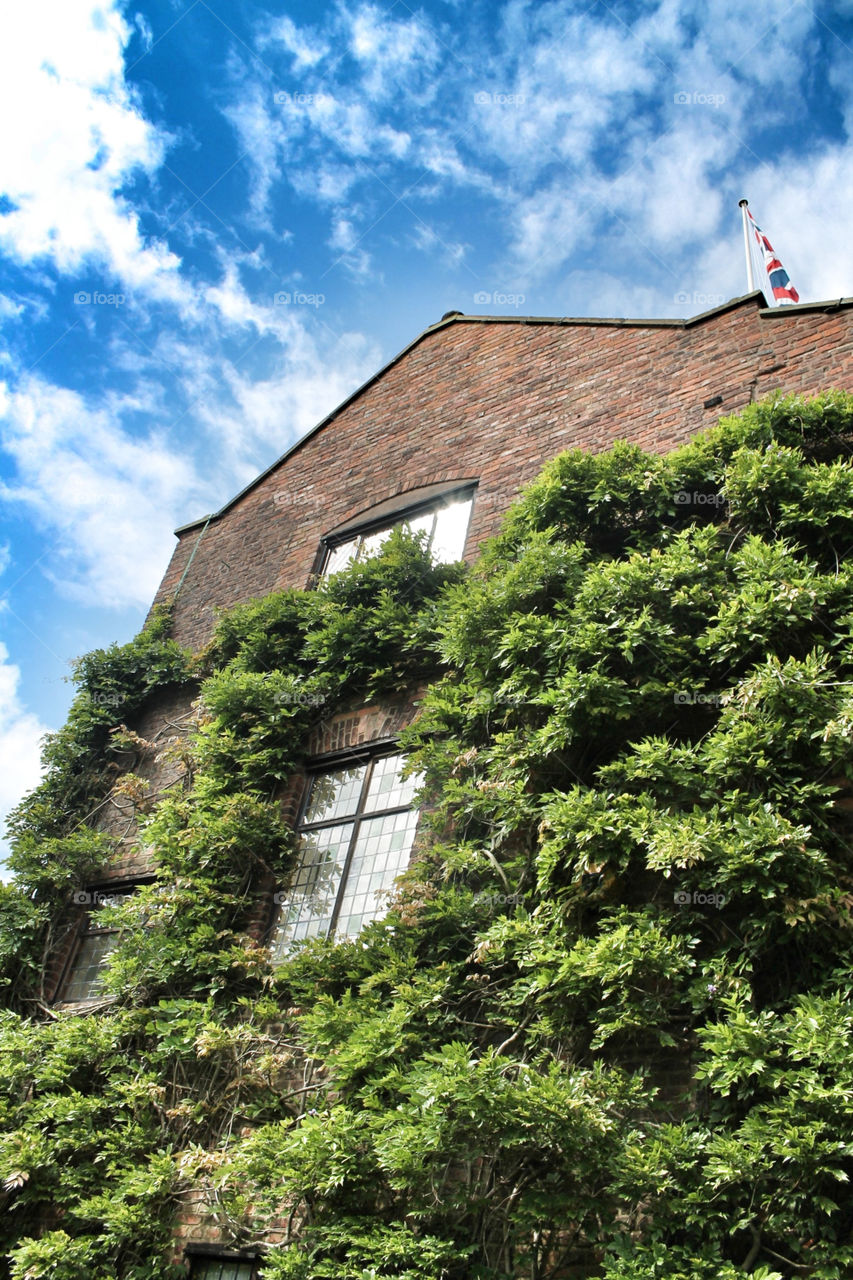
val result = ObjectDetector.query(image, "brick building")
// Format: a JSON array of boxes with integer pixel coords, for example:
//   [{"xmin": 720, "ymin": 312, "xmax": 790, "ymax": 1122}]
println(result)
[{"xmin": 52, "ymin": 290, "xmax": 853, "ymax": 1276}]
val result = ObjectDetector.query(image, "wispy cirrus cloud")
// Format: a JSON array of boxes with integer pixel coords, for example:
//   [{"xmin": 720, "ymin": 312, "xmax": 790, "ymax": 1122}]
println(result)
[{"xmin": 221, "ymin": 0, "xmax": 853, "ymax": 305}]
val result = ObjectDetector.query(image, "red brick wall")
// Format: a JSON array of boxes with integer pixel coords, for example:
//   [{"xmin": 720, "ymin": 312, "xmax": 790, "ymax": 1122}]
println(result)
[{"xmin": 150, "ymin": 297, "xmax": 853, "ymax": 651}]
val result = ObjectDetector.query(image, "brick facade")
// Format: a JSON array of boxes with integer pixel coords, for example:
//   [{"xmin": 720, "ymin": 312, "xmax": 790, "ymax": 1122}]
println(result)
[
  {"xmin": 58, "ymin": 296, "xmax": 853, "ymax": 1272},
  {"xmin": 94, "ymin": 685, "xmax": 200, "ymax": 866},
  {"xmin": 150, "ymin": 294, "xmax": 853, "ymax": 652}
]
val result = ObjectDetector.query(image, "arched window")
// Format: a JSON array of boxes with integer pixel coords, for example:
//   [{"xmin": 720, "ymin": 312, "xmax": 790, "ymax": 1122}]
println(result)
[{"xmin": 320, "ymin": 483, "xmax": 475, "ymax": 577}]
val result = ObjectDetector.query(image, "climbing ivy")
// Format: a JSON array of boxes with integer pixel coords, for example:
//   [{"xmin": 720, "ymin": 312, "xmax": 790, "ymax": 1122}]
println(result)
[
  {"xmin": 0, "ymin": 606, "xmax": 194, "ymax": 1008},
  {"xmin": 3, "ymin": 395, "xmax": 853, "ymax": 1277}
]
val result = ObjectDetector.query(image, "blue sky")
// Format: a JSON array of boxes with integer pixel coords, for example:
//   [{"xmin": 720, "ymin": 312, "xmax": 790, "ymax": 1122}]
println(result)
[{"xmin": 1, "ymin": 0, "xmax": 852, "ymax": 860}]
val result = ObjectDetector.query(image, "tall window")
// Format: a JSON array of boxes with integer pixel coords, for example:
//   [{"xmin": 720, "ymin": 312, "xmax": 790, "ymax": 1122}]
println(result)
[
  {"xmin": 321, "ymin": 489, "xmax": 473, "ymax": 577},
  {"xmin": 59, "ymin": 888, "xmax": 135, "ymax": 1005},
  {"xmin": 271, "ymin": 751, "xmax": 421, "ymax": 955}
]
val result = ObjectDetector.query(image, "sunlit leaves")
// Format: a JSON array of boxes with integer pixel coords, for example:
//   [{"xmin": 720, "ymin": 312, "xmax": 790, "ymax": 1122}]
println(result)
[{"xmin": 5, "ymin": 394, "xmax": 853, "ymax": 1275}]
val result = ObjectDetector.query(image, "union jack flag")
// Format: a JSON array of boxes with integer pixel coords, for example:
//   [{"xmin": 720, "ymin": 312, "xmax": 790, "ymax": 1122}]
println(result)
[{"xmin": 746, "ymin": 207, "xmax": 799, "ymax": 305}]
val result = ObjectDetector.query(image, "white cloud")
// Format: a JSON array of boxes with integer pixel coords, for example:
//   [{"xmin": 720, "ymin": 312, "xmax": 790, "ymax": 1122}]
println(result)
[
  {"xmin": 601, "ymin": 119, "xmax": 729, "ymax": 249},
  {"xmin": 202, "ymin": 328, "xmax": 383, "ymax": 462},
  {"xmin": 411, "ymin": 224, "xmax": 469, "ymax": 266},
  {"xmin": 289, "ymin": 159, "xmax": 361, "ymax": 206},
  {"xmin": 0, "ymin": 0, "xmax": 186, "ymax": 304},
  {"xmin": 416, "ymin": 133, "xmax": 491, "ymax": 190},
  {"xmin": 507, "ymin": 182, "xmax": 596, "ymax": 278},
  {"xmin": 329, "ymin": 218, "xmax": 359, "ymax": 253},
  {"xmin": 293, "ymin": 93, "xmax": 411, "ymax": 165},
  {"xmin": 324, "ymin": 217, "xmax": 373, "ymax": 281},
  {"xmin": 477, "ymin": 11, "xmax": 657, "ymax": 169},
  {"xmin": 563, "ymin": 270, "xmax": 680, "ymax": 319},
  {"xmin": 667, "ymin": 0, "xmax": 816, "ymax": 90},
  {"xmin": 726, "ymin": 148, "xmax": 853, "ymax": 303},
  {"xmin": 0, "ymin": 377, "xmax": 206, "ymax": 608},
  {"xmin": 204, "ymin": 262, "xmax": 294, "ymax": 335},
  {"xmin": 226, "ymin": 83, "xmax": 411, "ymax": 222},
  {"xmin": 224, "ymin": 85, "xmax": 289, "ymax": 222},
  {"xmin": 266, "ymin": 15, "xmax": 329, "ymax": 70},
  {"xmin": 346, "ymin": 4, "xmax": 440, "ymax": 101},
  {"xmin": 0, "ymin": 642, "xmax": 50, "ymax": 869},
  {"xmin": 0, "ymin": 295, "xmax": 24, "ymax": 322}
]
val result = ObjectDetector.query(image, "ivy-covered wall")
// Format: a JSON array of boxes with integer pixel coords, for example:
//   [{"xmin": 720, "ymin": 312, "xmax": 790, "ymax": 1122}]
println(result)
[{"xmin": 3, "ymin": 393, "xmax": 853, "ymax": 1279}]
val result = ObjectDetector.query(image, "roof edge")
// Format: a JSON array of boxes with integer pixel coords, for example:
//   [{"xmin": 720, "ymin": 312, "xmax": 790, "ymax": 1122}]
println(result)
[
  {"xmin": 433, "ymin": 290, "xmax": 770, "ymax": 330},
  {"xmin": 174, "ymin": 291, "xmax": 853, "ymax": 535},
  {"xmin": 759, "ymin": 295, "xmax": 853, "ymax": 317}
]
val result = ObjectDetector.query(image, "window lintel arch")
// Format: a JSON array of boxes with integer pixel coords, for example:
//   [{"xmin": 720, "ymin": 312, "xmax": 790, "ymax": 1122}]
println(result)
[{"xmin": 324, "ymin": 478, "xmax": 478, "ymax": 542}]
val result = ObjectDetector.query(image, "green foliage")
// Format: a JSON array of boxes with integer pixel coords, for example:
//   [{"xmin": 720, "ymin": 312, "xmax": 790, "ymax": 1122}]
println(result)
[
  {"xmin": 0, "ymin": 609, "xmax": 193, "ymax": 1008},
  {"xmin": 260, "ymin": 1218, "xmax": 474, "ymax": 1279},
  {"xmin": 6, "ymin": 605, "xmax": 192, "ymax": 856},
  {"xmin": 5, "ymin": 394, "xmax": 853, "ymax": 1276}
]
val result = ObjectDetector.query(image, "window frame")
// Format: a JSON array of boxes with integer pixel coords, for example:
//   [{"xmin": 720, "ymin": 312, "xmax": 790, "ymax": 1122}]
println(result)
[
  {"xmin": 56, "ymin": 881, "xmax": 147, "ymax": 1007},
  {"xmin": 184, "ymin": 1245, "xmax": 262, "ymax": 1280},
  {"xmin": 270, "ymin": 745, "xmax": 421, "ymax": 955},
  {"xmin": 316, "ymin": 482, "xmax": 476, "ymax": 579}
]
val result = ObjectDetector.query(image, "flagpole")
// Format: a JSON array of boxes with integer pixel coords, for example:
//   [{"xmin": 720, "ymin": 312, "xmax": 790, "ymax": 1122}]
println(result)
[{"xmin": 738, "ymin": 198, "xmax": 755, "ymax": 293}]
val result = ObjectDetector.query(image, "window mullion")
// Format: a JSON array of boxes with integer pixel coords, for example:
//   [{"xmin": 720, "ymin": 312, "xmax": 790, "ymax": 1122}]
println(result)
[
  {"xmin": 301, "ymin": 803, "xmax": 409, "ymax": 835},
  {"xmin": 426, "ymin": 510, "xmax": 438, "ymax": 553},
  {"xmin": 327, "ymin": 760, "xmax": 374, "ymax": 937}
]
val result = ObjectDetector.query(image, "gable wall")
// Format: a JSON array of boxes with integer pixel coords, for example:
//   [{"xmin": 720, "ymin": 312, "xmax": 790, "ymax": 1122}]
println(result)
[{"xmin": 152, "ymin": 300, "xmax": 853, "ymax": 650}]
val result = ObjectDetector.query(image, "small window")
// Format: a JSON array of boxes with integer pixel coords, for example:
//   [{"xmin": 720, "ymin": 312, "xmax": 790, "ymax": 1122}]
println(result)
[
  {"xmin": 58, "ymin": 887, "xmax": 135, "ymax": 1005},
  {"xmin": 321, "ymin": 488, "xmax": 474, "ymax": 577},
  {"xmin": 271, "ymin": 751, "xmax": 421, "ymax": 955},
  {"xmin": 188, "ymin": 1257, "xmax": 260, "ymax": 1280}
]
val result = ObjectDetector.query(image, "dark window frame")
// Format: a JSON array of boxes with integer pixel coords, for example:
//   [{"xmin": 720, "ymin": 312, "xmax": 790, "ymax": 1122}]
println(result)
[
  {"xmin": 185, "ymin": 1244, "xmax": 262, "ymax": 1279},
  {"xmin": 270, "ymin": 744, "xmax": 421, "ymax": 954},
  {"xmin": 56, "ymin": 879, "xmax": 151, "ymax": 1006}
]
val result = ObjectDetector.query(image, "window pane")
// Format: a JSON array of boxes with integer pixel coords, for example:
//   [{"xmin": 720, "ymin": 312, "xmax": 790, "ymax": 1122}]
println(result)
[
  {"xmin": 358, "ymin": 527, "xmax": 392, "ymax": 560},
  {"xmin": 334, "ymin": 809, "xmax": 420, "ymax": 937},
  {"xmin": 271, "ymin": 824, "xmax": 353, "ymax": 954},
  {"xmin": 273, "ymin": 753, "xmax": 422, "ymax": 956},
  {"xmin": 62, "ymin": 932, "xmax": 117, "ymax": 1003},
  {"xmin": 303, "ymin": 765, "xmax": 366, "ymax": 825},
  {"xmin": 404, "ymin": 511, "xmax": 435, "ymax": 543},
  {"xmin": 190, "ymin": 1261, "xmax": 256, "ymax": 1280},
  {"xmin": 364, "ymin": 753, "xmax": 421, "ymax": 813},
  {"xmin": 322, "ymin": 492, "xmax": 474, "ymax": 579},
  {"xmin": 324, "ymin": 538, "xmax": 358, "ymax": 576},
  {"xmin": 431, "ymin": 496, "xmax": 473, "ymax": 563}
]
